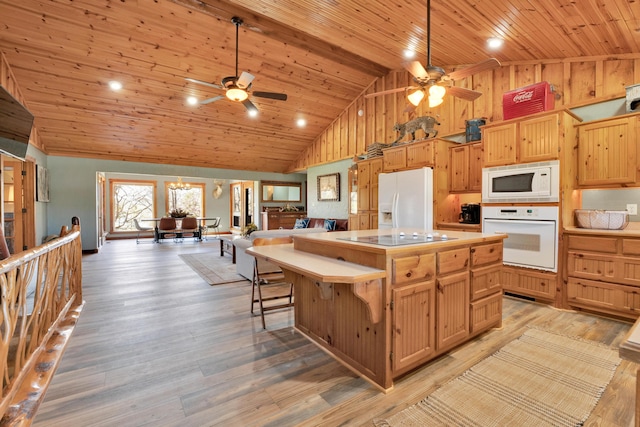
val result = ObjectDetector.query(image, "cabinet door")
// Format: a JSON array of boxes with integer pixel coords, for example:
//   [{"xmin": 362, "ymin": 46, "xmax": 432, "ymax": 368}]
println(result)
[
  {"xmin": 392, "ymin": 281, "xmax": 436, "ymax": 372},
  {"xmin": 483, "ymin": 123, "xmax": 517, "ymax": 167},
  {"xmin": 577, "ymin": 116, "xmax": 636, "ymax": 186},
  {"xmin": 357, "ymin": 161, "xmax": 371, "ymax": 212},
  {"xmin": 369, "ymin": 158, "xmax": 383, "ymax": 211},
  {"xmin": 406, "ymin": 141, "xmax": 434, "ymax": 168},
  {"xmin": 468, "ymin": 143, "xmax": 483, "ymax": 192},
  {"xmin": 519, "ymin": 114, "xmax": 559, "ymax": 163},
  {"xmin": 449, "ymin": 145, "xmax": 469, "ymax": 192},
  {"xmin": 436, "ymin": 271, "xmax": 470, "ymax": 350},
  {"xmin": 382, "ymin": 146, "xmax": 406, "ymax": 172}
]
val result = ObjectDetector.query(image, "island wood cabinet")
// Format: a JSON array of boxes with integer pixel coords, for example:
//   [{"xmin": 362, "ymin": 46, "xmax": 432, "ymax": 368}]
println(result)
[
  {"xmin": 449, "ymin": 142, "xmax": 482, "ymax": 193},
  {"xmin": 382, "ymin": 139, "xmax": 435, "ymax": 172},
  {"xmin": 483, "ymin": 110, "xmax": 581, "ymax": 167},
  {"xmin": 565, "ymin": 232, "xmax": 640, "ymax": 319},
  {"xmin": 256, "ymin": 231, "xmax": 506, "ymax": 390},
  {"xmin": 390, "ymin": 241, "xmax": 503, "ymax": 376},
  {"xmin": 353, "ymin": 157, "xmax": 383, "ymax": 230},
  {"xmin": 575, "ymin": 114, "xmax": 639, "ymax": 187}
]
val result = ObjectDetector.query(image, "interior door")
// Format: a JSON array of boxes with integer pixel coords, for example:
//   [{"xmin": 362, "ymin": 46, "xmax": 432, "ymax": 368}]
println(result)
[{"xmin": 3, "ymin": 160, "xmax": 27, "ymax": 253}]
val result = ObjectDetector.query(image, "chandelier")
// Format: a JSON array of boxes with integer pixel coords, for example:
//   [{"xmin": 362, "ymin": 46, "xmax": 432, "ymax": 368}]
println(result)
[{"xmin": 169, "ymin": 177, "xmax": 191, "ymax": 191}]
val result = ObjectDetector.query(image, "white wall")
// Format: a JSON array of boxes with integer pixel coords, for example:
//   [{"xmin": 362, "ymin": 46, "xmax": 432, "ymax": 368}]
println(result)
[
  {"xmin": 46, "ymin": 156, "xmax": 306, "ymax": 251},
  {"xmin": 306, "ymin": 159, "xmax": 352, "ymax": 219}
]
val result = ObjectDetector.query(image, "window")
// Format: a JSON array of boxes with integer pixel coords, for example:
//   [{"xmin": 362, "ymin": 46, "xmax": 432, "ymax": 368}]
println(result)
[
  {"xmin": 165, "ymin": 181, "xmax": 204, "ymax": 217},
  {"xmin": 110, "ymin": 180, "xmax": 156, "ymax": 232}
]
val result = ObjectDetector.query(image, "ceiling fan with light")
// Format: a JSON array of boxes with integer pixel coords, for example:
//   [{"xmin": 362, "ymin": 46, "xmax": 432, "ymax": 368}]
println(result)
[
  {"xmin": 366, "ymin": 0, "xmax": 500, "ymax": 109},
  {"xmin": 186, "ymin": 17, "xmax": 287, "ymax": 113}
]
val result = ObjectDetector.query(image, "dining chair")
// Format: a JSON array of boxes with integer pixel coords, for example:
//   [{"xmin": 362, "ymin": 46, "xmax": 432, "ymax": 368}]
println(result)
[
  {"xmin": 133, "ymin": 218, "xmax": 153, "ymax": 244},
  {"xmin": 202, "ymin": 217, "xmax": 221, "ymax": 240},
  {"xmin": 157, "ymin": 217, "xmax": 178, "ymax": 242},
  {"xmin": 250, "ymin": 236, "xmax": 294, "ymax": 329},
  {"xmin": 180, "ymin": 217, "xmax": 201, "ymax": 241}
]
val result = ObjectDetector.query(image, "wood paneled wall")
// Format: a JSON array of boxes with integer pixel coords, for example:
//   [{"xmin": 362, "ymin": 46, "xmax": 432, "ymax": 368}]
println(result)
[
  {"xmin": 289, "ymin": 54, "xmax": 640, "ymax": 172},
  {"xmin": 0, "ymin": 51, "xmax": 43, "ymax": 152}
]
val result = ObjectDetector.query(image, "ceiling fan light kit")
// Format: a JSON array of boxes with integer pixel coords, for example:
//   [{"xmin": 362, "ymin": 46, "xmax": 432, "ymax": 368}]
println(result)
[
  {"xmin": 185, "ymin": 17, "xmax": 287, "ymax": 114},
  {"xmin": 365, "ymin": 0, "xmax": 500, "ymax": 109}
]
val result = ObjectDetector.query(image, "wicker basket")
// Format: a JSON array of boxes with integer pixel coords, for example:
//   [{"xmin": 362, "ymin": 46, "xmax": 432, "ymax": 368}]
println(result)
[{"xmin": 575, "ymin": 209, "xmax": 629, "ymax": 230}]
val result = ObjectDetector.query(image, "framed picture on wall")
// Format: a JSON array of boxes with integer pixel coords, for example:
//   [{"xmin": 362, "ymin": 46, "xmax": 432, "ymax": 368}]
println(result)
[
  {"xmin": 317, "ymin": 173, "xmax": 340, "ymax": 201},
  {"xmin": 36, "ymin": 164, "xmax": 50, "ymax": 202}
]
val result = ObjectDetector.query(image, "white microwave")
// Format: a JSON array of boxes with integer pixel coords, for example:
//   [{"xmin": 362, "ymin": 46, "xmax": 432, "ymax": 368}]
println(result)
[{"xmin": 482, "ymin": 160, "xmax": 560, "ymax": 203}]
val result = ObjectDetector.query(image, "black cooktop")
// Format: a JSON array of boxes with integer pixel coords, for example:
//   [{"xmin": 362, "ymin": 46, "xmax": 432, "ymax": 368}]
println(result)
[{"xmin": 337, "ymin": 234, "xmax": 457, "ymax": 247}]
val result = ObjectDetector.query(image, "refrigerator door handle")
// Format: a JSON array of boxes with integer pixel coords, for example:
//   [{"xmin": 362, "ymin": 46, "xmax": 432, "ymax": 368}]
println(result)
[{"xmin": 392, "ymin": 193, "xmax": 399, "ymax": 228}]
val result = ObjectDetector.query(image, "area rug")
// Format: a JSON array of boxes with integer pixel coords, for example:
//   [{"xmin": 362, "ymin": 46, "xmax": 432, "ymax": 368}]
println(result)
[
  {"xmin": 373, "ymin": 328, "xmax": 621, "ymax": 427},
  {"xmin": 179, "ymin": 252, "xmax": 247, "ymax": 285}
]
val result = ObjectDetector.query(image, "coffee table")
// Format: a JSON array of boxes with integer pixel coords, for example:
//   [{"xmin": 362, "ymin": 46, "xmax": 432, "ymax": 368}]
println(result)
[{"xmin": 219, "ymin": 235, "xmax": 240, "ymax": 263}]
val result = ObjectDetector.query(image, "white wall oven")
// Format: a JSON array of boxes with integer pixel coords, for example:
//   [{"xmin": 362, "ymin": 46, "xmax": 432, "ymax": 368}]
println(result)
[
  {"xmin": 482, "ymin": 160, "xmax": 559, "ymax": 203},
  {"xmin": 482, "ymin": 206, "xmax": 559, "ymax": 272}
]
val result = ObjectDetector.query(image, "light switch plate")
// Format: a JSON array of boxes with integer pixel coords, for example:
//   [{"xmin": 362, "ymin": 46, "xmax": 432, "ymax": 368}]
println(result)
[{"xmin": 627, "ymin": 204, "xmax": 638, "ymax": 215}]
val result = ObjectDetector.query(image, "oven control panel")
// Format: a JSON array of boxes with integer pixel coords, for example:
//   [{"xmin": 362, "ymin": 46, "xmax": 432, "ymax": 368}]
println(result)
[{"xmin": 482, "ymin": 205, "xmax": 559, "ymax": 221}]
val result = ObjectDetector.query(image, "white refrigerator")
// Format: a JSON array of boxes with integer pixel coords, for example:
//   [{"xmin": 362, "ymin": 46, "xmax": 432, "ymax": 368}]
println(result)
[{"xmin": 378, "ymin": 167, "xmax": 434, "ymax": 230}]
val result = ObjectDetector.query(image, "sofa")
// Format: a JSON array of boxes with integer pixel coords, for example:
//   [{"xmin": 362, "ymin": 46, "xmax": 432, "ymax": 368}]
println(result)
[{"xmin": 233, "ymin": 227, "xmax": 328, "ymax": 280}]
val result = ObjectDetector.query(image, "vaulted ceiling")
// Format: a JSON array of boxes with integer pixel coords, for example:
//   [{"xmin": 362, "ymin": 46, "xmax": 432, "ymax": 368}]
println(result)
[{"xmin": 1, "ymin": 0, "xmax": 639, "ymax": 173}]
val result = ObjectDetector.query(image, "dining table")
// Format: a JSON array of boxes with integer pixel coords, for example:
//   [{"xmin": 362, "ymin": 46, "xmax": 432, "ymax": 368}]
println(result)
[{"xmin": 140, "ymin": 217, "xmax": 219, "ymax": 242}]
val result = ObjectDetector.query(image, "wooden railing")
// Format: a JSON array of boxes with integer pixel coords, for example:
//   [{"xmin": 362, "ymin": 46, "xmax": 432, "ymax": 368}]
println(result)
[{"xmin": 0, "ymin": 217, "xmax": 84, "ymax": 426}]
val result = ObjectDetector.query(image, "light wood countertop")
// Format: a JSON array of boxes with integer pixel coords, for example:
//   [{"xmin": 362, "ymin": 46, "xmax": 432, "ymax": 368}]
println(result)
[
  {"xmin": 246, "ymin": 243, "xmax": 386, "ymax": 284},
  {"xmin": 564, "ymin": 222, "xmax": 640, "ymax": 237}
]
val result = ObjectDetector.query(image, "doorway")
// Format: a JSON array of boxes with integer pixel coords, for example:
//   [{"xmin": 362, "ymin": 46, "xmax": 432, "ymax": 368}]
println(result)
[{"xmin": 3, "ymin": 159, "xmax": 35, "ymax": 254}]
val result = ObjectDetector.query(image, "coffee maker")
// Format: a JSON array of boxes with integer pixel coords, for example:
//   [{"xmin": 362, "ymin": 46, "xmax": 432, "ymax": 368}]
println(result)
[{"xmin": 459, "ymin": 203, "xmax": 481, "ymax": 224}]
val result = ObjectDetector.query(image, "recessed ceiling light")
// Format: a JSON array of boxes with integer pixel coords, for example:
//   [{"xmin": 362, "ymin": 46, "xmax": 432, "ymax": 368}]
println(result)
[
  {"xmin": 186, "ymin": 96, "xmax": 198, "ymax": 106},
  {"xmin": 487, "ymin": 38, "xmax": 504, "ymax": 49},
  {"xmin": 296, "ymin": 118, "xmax": 307, "ymax": 127},
  {"xmin": 403, "ymin": 49, "xmax": 416, "ymax": 59},
  {"xmin": 108, "ymin": 80, "xmax": 122, "ymax": 91},
  {"xmin": 248, "ymin": 109, "xmax": 258, "ymax": 118}
]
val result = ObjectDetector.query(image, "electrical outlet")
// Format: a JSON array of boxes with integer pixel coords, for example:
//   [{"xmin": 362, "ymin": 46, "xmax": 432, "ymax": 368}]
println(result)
[{"xmin": 627, "ymin": 204, "xmax": 638, "ymax": 215}]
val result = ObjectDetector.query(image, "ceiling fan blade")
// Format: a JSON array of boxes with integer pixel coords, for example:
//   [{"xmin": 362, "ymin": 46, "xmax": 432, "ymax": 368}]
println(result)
[
  {"xmin": 242, "ymin": 99, "xmax": 258, "ymax": 113},
  {"xmin": 447, "ymin": 58, "xmax": 501, "ymax": 81},
  {"xmin": 253, "ymin": 91, "xmax": 288, "ymax": 101},
  {"xmin": 236, "ymin": 71, "xmax": 255, "ymax": 89},
  {"xmin": 403, "ymin": 61, "xmax": 429, "ymax": 80},
  {"xmin": 364, "ymin": 86, "xmax": 416, "ymax": 98},
  {"xmin": 447, "ymin": 86, "xmax": 483, "ymax": 101},
  {"xmin": 185, "ymin": 77, "xmax": 224, "ymax": 90},
  {"xmin": 200, "ymin": 95, "xmax": 225, "ymax": 105}
]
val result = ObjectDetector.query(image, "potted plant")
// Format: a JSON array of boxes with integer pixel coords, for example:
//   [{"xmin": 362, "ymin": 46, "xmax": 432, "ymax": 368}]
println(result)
[
  {"xmin": 243, "ymin": 222, "xmax": 258, "ymax": 237},
  {"xmin": 168, "ymin": 208, "xmax": 189, "ymax": 218}
]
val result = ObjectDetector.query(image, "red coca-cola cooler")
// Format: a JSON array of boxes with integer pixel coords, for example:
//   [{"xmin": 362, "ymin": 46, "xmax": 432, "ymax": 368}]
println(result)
[{"xmin": 502, "ymin": 82, "xmax": 555, "ymax": 120}]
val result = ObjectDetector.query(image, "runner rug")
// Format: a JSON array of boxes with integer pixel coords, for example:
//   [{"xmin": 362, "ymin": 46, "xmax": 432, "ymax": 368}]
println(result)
[
  {"xmin": 179, "ymin": 252, "xmax": 247, "ymax": 285},
  {"xmin": 373, "ymin": 328, "xmax": 621, "ymax": 427}
]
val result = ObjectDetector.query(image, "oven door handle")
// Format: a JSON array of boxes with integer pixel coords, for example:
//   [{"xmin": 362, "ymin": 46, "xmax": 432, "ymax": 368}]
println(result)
[{"xmin": 484, "ymin": 219, "xmax": 554, "ymax": 226}]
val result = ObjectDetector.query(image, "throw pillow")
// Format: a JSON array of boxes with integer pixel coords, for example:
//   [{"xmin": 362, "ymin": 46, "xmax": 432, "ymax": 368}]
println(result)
[
  {"xmin": 324, "ymin": 219, "xmax": 336, "ymax": 231},
  {"xmin": 294, "ymin": 218, "xmax": 310, "ymax": 229}
]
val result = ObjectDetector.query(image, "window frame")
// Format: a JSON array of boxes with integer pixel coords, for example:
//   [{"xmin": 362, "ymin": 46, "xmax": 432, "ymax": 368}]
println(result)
[
  {"xmin": 109, "ymin": 179, "xmax": 157, "ymax": 234},
  {"xmin": 164, "ymin": 181, "xmax": 206, "ymax": 218}
]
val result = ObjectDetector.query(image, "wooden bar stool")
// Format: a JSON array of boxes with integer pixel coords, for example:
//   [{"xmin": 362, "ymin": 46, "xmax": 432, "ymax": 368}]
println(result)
[{"xmin": 250, "ymin": 236, "xmax": 294, "ymax": 329}]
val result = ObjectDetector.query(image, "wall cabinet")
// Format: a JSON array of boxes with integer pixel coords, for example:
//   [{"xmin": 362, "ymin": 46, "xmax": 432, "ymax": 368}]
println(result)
[
  {"xmin": 576, "ymin": 114, "xmax": 638, "ymax": 187},
  {"xmin": 382, "ymin": 140, "xmax": 435, "ymax": 172},
  {"xmin": 449, "ymin": 142, "xmax": 482, "ymax": 193},
  {"xmin": 354, "ymin": 157, "xmax": 382, "ymax": 230},
  {"xmin": 565, "ymin": 233, "xmax": 640, "ymax": 319},
  {"xmin": 483, "ymin": 110, "xmax": 580, "ymax": 167}
]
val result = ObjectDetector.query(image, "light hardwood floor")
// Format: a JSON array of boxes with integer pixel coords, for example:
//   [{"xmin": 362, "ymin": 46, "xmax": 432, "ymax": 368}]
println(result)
[{"xmin": 33, "ymin": 238, "xmax": 637, "ymax": 426}]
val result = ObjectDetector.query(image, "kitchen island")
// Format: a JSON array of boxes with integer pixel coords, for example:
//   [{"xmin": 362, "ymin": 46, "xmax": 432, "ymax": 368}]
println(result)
[{"xmin": 247, "ymin": 228, "xmax": 506, "ymax": 391}]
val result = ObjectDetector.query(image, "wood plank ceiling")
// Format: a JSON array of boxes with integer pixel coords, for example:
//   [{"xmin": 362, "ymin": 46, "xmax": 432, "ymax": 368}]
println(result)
[{"xmin": 0, "ymin": 0, "xmax": 638, "ymax": 173}]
